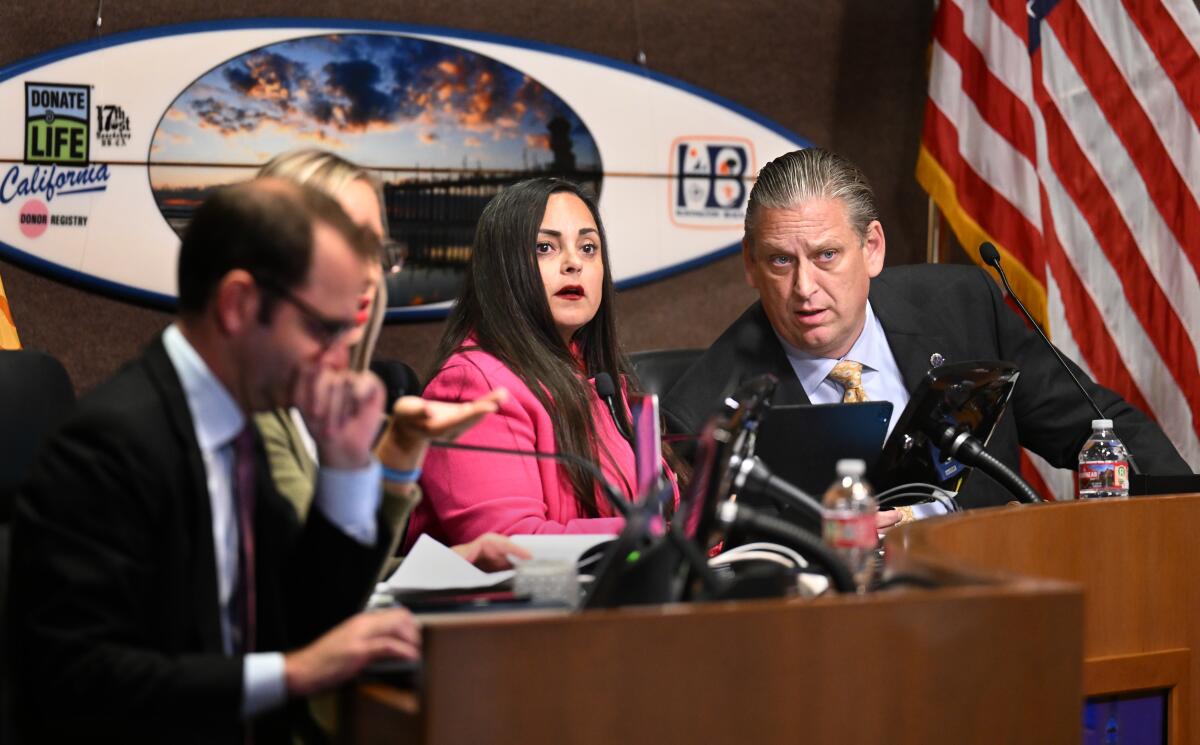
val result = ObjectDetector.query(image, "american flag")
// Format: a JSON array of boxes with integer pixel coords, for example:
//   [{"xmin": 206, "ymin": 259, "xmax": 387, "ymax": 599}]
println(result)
[{"xmin": 917, "ymin": 0, "xmax": 1200, "ymax": 498}]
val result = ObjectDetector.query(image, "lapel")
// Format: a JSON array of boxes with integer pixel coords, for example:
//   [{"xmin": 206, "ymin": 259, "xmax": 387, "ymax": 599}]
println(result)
[
  {"xmin": 735, "ymin": 303, "xmax": 811, "ymax": 406},
  {"xmin": 767, "ymin": 355, "xmax": 811, "ymax": 407},
  {"xmin": 143, "ymin": 334, "xmax": 226, "ymax": 654},
  {"xmin": 869, "ymin": 272, "xmax": 965, "ymax": 391}
]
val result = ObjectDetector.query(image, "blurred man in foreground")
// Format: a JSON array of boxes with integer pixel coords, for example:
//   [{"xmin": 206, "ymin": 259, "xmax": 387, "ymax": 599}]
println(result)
[{"xmin": 10, "ymin": 179, "xmax": 500, "ymax": 743}]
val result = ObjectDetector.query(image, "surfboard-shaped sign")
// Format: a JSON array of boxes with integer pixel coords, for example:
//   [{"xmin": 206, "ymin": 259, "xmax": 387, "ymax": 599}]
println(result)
[{"xmin": 0, "ymin": 20, "xmax": 810, "ymax": 318}]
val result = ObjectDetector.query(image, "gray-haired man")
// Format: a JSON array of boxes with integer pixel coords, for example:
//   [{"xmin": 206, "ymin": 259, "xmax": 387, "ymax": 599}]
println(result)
[{"xmin": 663, "ymin": 147, "xmax": 1188, "ymax": 510}]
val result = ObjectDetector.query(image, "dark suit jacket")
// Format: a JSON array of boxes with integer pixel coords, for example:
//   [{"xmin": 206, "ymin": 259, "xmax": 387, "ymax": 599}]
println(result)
[
  {"xmin": 9, "ymin": 336, "xmax": 392, "ymax": 744},
  {"xmin": 663, "ymin": 264, "xmax": 1190, "ymax": 507}
]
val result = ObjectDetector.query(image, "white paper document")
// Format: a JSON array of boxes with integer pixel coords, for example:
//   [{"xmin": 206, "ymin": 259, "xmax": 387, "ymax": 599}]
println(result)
[
  {"xmin": 380, "ymin": 534, "xmax": 514, "ymax": 593},
  {"xmin": 378, "ymin": 533, "xmax": 618, "ymax": 594}
]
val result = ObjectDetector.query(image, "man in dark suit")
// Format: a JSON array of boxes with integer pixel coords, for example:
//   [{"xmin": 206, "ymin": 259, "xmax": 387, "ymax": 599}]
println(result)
[
  {"xmin": 663, "ymin": 148, "xmax": 1189, "ymax": 511},
  {"xmin": 9, "ymin": 179, "xmax": 467, "ymax": 743}
]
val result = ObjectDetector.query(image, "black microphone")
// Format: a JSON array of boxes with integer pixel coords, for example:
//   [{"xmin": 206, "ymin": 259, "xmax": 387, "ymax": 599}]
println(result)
[
  {"xmin": 430, "ymin": 440, "xmax": 632, "ymax": 517},
  {"xmin": 928, "ymin": 423, "xmax": 1042, "ymax": 503},
  {"xmin": 716, "ymin": 500, "xmax": 856, "ymax": 594},
  {"xmin": 723, "ymin": 373, "xmax": 778, "ymax": 422},
  {"xmin": 728, "ymin": 453, "xmax": 825, "ymax": 521},
  {"xmin": 980, "ymin": 243, "xmax": 1140, "ymax": 474},
  {"xmin": 593, "ymin": 372, "xmax": 633, "ymax": 445},
  {"xmin": 980, "ymin": 243, "xmax": 1107, "ymax": 423}
]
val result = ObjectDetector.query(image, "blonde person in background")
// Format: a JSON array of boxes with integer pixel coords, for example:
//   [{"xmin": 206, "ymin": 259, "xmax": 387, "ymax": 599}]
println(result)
[{"xmin": 255, "ymin": 149, "xmax": 526, "ymax": 571}]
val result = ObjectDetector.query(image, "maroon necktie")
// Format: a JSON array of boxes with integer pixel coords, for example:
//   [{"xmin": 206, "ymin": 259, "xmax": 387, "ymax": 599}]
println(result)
[{"xmin": 231, "ymin": 426, "xmax": 257, "ymax": 655}]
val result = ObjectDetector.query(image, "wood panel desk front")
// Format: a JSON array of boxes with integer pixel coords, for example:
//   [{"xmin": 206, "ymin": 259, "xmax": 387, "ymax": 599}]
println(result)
[
  {"xmin": 340, "ymin": 579, "xmax": 1081, "ymax": 744},
  {"xmin": 888, "ymin": 493, "xmax": 1200, "ymax": 744}
]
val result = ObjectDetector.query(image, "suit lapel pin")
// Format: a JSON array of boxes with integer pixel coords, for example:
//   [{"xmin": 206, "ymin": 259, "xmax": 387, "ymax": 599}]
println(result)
[{"xmin": 930, "ymin": 352, "xmax": 945, "ymax": 368}]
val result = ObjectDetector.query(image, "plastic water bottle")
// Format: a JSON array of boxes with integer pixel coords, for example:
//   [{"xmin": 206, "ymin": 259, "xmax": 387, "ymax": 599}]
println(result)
[
  {"xmin": 1077, "ymin": 419, "xmax": 1131, "ymax": 499},
  {"xmin": 821, "ymin": 459, "xmax": 878, "ymax": 592}
]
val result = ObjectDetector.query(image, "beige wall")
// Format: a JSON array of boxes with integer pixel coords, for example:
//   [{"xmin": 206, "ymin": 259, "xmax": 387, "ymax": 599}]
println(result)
[{"xmin": 0, "ymin": 0, "xmax": 934, "ymax": 391}]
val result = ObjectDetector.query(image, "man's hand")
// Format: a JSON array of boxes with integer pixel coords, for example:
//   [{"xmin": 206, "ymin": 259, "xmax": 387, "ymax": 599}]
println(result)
[
  {"xmin": 375, "ymin": 389, "xmax": 508, "ymax": 472},
  {"xmin": 283, "ymin": 608, "xmax": 420, "ymax": 698},
  {"xmin": 875, "ymin": 509, "xmax": 903, "ymax": 532},
  {"xmin": 293, "ymin": 366, "xmax": 385, "ymax": 470},
  {"xmin": 876, "ymin": 506, "xmax": 920, "ymax": 533},
  {"xmin": 451, "ymin": 532, "xmax": 532, "ymax": 572}
]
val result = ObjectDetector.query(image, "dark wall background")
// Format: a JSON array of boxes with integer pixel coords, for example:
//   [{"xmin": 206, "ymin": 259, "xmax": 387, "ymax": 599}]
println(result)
[{"xmin": 0, "ymin": 0, "xmax": 934, "ymax": 392}]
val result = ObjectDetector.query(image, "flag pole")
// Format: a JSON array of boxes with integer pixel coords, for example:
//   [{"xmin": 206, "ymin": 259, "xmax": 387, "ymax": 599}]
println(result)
[{"xmin": 926, "ymin": 195, "xmax": 941, "ymax": 265}]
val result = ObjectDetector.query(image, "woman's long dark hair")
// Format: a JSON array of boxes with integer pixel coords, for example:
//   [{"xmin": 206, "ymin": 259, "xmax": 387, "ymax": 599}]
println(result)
[{"xmin": 430, "ymin": 178, "xmax": 633, "ymax": 517}]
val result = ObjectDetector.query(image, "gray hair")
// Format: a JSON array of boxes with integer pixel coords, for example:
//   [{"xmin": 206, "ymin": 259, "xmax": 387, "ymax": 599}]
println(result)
[{"xmin": 744, "ymin": 147, "xmax": 879, "ymax": 246}]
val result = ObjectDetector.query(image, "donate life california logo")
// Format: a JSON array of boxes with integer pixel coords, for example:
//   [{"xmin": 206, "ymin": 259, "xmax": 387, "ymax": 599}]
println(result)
[{"xmin": 25, "ymin": 82, "xmax": 90, "ymax": 166}]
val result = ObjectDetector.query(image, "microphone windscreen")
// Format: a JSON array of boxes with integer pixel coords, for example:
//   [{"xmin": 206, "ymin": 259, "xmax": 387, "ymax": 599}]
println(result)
[
  {"xmin": 594, "ymin": 372, "xmax": 617, "ymax": 398},
  {"xmin": 979, "ymin": 242, "xmax": 1001, "ymax": 267}
]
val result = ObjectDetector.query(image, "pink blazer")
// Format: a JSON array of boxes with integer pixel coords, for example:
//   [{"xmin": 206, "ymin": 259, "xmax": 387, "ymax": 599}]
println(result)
[{"xmin": 403, "ymin": 347, "xmax": 678, "ymax": 549}]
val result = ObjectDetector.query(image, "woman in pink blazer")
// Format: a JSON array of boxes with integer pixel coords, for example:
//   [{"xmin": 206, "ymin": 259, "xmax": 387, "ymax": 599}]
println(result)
[{"xmin": 403, "ymin": 178, "xmax": 680, "ymax": 549}]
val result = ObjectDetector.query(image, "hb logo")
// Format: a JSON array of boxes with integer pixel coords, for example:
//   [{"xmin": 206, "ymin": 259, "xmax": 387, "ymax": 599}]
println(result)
[
  {"xmin": 25, "ymin": 82, "xmax": 90, "ymax": 166},
  {"xmin": 675, "ymin": 141, "xmax": 749, "ymax": 212}
]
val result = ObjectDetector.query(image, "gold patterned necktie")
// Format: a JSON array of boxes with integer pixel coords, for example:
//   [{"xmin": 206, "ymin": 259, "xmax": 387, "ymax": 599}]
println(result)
[{"xmin": 828, "ymin": 360, "xmax": 869, "ymax": 403}]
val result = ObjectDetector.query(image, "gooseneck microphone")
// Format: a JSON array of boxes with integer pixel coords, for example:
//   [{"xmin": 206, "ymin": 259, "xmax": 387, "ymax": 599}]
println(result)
[
  {"xmin": 980, "ymin": 242, "xmax": 1106, "ymax": 424},
  {"xmin": 716, "ymin": 501, "xmax": 856, "ymax": 594},
  {"xmin": 979, "ymin": 242, "xmax": 1140, "ymax": 474},
  {"xmin": 723, "ymin": 374, "xmax": 777, "ymax": 422},
  {"xmin": 593, "ymin": 372, "xmax": 633, "ymax": 445},
  {"xmin": 430, "ymin": 440, "xmax": 631, "ymax": 517},
  {"xmin": 728, "ymin": 453, "xmax": 826, "ymax": 521},
  {"xmin": 928, "ymin": 423, "xmax": 1042, "ymax": 503}
]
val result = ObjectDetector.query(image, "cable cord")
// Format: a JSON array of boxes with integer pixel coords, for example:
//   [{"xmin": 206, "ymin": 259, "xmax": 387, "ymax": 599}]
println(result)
[
  {"xmin": 875, "ymin": 482, "xmax": 942, "ymax": 499},
  {"xmin": 712, "ymin": 541, "xmax": 809, "ymax": 570},
  {"xmin": 876, "ymin": 491, "xmax": 961, "ymax": 513}
]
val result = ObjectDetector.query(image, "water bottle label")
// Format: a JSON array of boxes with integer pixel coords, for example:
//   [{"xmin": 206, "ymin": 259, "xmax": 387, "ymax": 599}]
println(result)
[
  {"xmin": 1078, "ymin": 460, "xmax": 1129, "ymax": 493},
  {"xmin": 823, "ymin": 513, "xmax": 876, "ymax": 549}
]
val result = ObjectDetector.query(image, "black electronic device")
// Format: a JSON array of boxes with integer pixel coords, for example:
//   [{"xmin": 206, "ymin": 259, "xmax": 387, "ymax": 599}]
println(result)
[
  {"xmin": 361, "ymin": 658, "xmax": 421, "ymax": 689},
  {"xmin": 754, "ymin": 401, "xmax": 893, "ymax": 498},
  {"xmin": 870, "ymin": 360, "xmax": 1041, "ymax": 502},
  {"xmin": 718, "ymin": 401, "xmax": 890, "ymax": 539}
]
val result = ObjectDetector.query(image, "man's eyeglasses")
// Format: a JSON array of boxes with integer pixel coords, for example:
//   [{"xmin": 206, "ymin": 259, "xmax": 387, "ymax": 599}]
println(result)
[{"xmin": 253, "ymin": 275, "xmax": 358, "ymax": 348}]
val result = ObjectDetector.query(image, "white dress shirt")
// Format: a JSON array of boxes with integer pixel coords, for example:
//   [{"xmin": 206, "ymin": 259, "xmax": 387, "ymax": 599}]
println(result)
[
  {"xmin": 776, "ymin": 301, "xmax": 910, "ymax": 439},
  {"xmin": 162, "ymin": 325, "xmax": 382, "ymax": 717}
]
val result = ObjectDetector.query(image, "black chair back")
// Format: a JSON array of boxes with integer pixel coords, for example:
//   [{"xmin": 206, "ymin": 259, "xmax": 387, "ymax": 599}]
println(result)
[
  {"xmin": 369, "ymin": 358, "xmax": 421, "ymax": 413},
  {"xmin": 0, "ymin": 350, "xmax": 75, "ymax": 520},
  {"xmin": 630, "ymin": 348, "xmax": 704, "ymax": 399},
  {"xmin": 0, "ymin": 349, "xmax": 74, "ymax": 745}
]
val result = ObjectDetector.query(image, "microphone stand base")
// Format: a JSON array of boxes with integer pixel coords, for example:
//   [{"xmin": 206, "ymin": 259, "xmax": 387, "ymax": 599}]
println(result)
[{"xmin": 1129, "ymin": 473, "xmax": 1200, "ymax": 496}]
